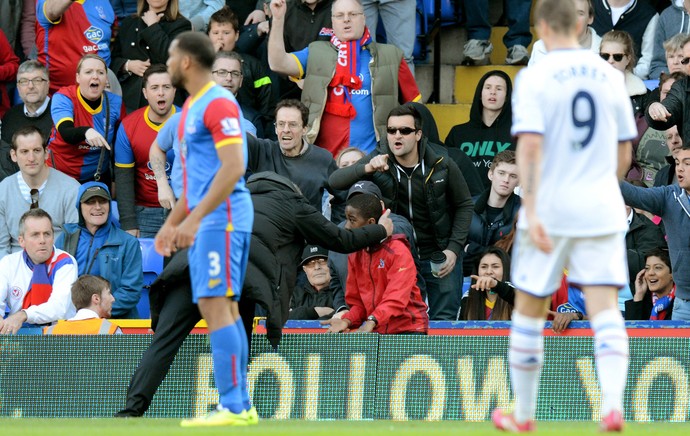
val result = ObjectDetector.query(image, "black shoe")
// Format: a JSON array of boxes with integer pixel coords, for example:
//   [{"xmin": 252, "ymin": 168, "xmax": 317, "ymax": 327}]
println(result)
[{"xmin": 114, "ymin": 410, "xmax": 143, "ymax": 418}]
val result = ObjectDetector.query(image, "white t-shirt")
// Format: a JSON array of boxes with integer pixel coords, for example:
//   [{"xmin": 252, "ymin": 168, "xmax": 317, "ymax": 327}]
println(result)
[{"xmin": 512, "ymin": 48, "xmax": 638, "ymax": 237}]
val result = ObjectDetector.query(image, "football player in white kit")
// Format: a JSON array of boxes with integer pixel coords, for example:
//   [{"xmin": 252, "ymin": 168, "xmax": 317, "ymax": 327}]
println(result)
[{"xmin": 491, "ymin": 0, "xmax": 637, "ymax": 432}]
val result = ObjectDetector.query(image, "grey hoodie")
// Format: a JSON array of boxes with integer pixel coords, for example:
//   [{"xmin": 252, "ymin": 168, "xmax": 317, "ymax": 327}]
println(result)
[{"xmin": 650, "ymin": 0, "xmax": 690, "ymax": 79}]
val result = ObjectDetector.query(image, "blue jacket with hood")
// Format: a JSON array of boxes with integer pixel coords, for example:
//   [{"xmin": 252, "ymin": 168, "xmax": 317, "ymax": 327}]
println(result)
[
  {"xmin": 620, "ymin": 181, "xmax": 690, "ymax": 301},
  {"xmin": 55, "ymin": 182, "xmax": 143, "ymax": 318}
]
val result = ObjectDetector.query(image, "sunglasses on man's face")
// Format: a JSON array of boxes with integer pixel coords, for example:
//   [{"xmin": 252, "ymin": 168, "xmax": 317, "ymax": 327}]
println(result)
[
  {"xmin": 600, "ymin": 52, "xmax": 625, "ymax": 62},
  {"xmin": 681, "ymin": 57, "xmax": 690, "ymax": 66},
  {"xmin": 386, "ymin": 127, "xmax": 417, "ymax": 136}
]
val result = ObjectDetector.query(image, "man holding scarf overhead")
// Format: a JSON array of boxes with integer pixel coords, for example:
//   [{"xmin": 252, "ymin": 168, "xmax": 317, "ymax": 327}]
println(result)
[
  {"xmin": 268, "ymin": 0, "xmax": 421, "ymax": 158},
  {"xmin": 0, "ymin": 209, "xmax": 78, "ymax": 334}
]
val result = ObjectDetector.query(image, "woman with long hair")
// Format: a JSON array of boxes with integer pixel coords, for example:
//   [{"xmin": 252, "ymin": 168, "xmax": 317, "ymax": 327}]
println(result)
[{"xmin": 460, "ymin": 246, "xmax": 514, "ymax": 321}]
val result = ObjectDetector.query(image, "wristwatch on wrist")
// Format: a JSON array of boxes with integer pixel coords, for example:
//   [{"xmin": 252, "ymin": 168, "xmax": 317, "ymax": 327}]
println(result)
[{"xmin": 366, "ymin": 315, "xmax": 378, "ymax": 326}]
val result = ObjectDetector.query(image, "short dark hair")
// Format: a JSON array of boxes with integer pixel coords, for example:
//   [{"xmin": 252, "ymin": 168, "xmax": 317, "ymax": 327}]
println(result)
[
  {"xmin": 215, "ymin": 50, "xmax": 244, "ymax": 65},
  {"xmin": 644, "ymin": 248, "xmax": 671, "ymax": 271},
  {"xmin": 174, "ymin": 31, "xmax": 216, "ymax": 70},
  {"xmin": 11, "ymin": 125, "xmax": 46, "ymax": 151},
  {"xmin": 489, "ymin": 150, "xmax": 516, "ymax": 172},
  {"xmin": 142, "ymin": 64, "xmax": 170, "ymax": 88},
  {"xmin": 275, "ymin": 99, "xmax": 309, "ymax": 127},
  {"xmin": 209, "ymin": 6, "xmax": 240, "ymax": 33},
  {"xmin": 71, "ymin": 275, "xmax": 111, "ymax": 310},
  {"xmin": 387, "ymin": 103, "xmax": 422, "ymax": 131},
  {"xmin": 18, "ymin": 208, "xmax": 53, "ymax": 236},
  {"xmin": 346, "ymin": 193, "xmax": 382, "ymax": 222}
]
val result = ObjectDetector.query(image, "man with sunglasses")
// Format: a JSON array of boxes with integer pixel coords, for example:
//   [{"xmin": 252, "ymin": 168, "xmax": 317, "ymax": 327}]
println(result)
[
  {"xmin": 329, "ymin": 103, "xmax": 473, "ymax": 320},
  {"xmin": 0, "ymin": 126, "xmax": 79, "ymax": 260}
]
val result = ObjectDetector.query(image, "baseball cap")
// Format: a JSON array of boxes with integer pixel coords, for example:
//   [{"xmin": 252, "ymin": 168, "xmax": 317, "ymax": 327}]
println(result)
[
  {"xmin": 80, "ymin": 186, "xmax": 111, "ymax": 203},
  {"xmin": 347, "ymin": 180, "xmax": 382, "ymax": 201},
  {"xmin": 300, "ymin": 245, "xmax": 329, "ymax": 266}
]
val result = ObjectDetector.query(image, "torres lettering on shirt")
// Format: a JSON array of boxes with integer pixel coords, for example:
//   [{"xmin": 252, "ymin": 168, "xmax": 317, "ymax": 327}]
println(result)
[
  {"xmin": 47, "ymin": 85, "xmax": 125, "ymax": 183},
  {"xmin": 177, "ymin": 82, "xmax": 252, "ymax": 232},
  {"xmin": 115, "ymin": 106, "xmax": 178, "ymax": 207},
  {"xmin": 290, "ymin": 45, "xmax": 419, "ymax": 156},
  {"xmin": 36, "ymin": 0, "xmax": 115, "ymax": 95},
  {"xmin": 512, "ymin": 49, "xmax": 637, "ymax": 236}
]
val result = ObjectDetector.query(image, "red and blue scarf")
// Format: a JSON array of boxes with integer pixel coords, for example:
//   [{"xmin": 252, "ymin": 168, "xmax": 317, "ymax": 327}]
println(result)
[
  {"xmin": 650, "ymin": 286, "xmax": 676, "ymax": 320},
  {"xmin": 22, "ymin": 250, "xmax": 72, "ymax": 309},
  {"xmin": 325, "ymin": 27, "xmax": 372, "ymax": 119}
]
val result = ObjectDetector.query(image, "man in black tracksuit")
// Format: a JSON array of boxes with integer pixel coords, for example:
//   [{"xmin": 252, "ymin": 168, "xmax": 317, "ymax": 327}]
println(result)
[{"xmin": 115, "ymin": 171, "xmax": 392, "ymax": 417}]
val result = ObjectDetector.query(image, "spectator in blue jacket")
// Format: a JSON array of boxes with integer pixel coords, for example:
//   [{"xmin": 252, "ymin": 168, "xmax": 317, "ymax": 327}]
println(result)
[
  {"xmin": 55, "ymin": 182, "xmax": 143, "ymax": 318},
  {"xmin": 620, "ymin": 145, "xmax": 690, "ymax": 320}
]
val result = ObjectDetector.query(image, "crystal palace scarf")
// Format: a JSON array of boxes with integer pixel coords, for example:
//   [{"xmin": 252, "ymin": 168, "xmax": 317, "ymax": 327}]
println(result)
[
  {"xmin": 325, "ymin": 27, "xmax": 372, "ymax": 119},
  {"xmin": 22, "ymin": 250, "xmax": 54, "ymax": 309},
  {"xmin": 650, "ymin": 286, "xmax": 676, "ymax": 320}
]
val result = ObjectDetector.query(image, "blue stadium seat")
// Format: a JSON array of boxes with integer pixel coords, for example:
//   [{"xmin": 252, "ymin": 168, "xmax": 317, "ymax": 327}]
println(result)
[
  {"xmin": 414, "ymin": 0, "xmax": 460, "ymax": 62},
  {"xmin": 137, "ymin": 238, "xmax": 164, "ymax": 319}
]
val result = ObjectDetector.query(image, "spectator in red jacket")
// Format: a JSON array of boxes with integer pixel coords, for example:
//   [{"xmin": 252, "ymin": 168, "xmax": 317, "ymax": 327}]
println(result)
[
  {"xmin": 0, "ymin": 28, "xmax": 20, "ymax": 118},
  {"xmin": 322, "ymin": 192, "xmax": 428, "ymax": 334}
]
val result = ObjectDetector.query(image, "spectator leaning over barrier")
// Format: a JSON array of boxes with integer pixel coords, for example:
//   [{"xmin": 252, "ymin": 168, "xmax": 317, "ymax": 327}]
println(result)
[
  {"xmin": 43, "ymin": 274, "xmax": 122, "ymax": 334},
  {"xmin": 268, "ymin": 0, "xmax": 421, "ymax": 157},
  {"xmin": 55, "ymin": 182, "xmax": 143, "ymax": 319},
  {"xmin": 36, "ymin": 0, "xmax": 116, "ymax": 95},
  {"xmin": 626, "ymin": 248, "xmax": 675, "ymax": 320},
  {"xmin": 329, "ymin": 103, "xmax": 473, "ymax": 320},
  {"xmin": 0, "ymin": 208, "xmax": 78, "ymax": 334},
  {"xmin": 0, "ymin": 126, "xmax": 80, "ymax": 258},
  {"xmin": 114, "ymin": 171, "xmax": 394, "ymax": 417},
  {"xmin": 322, "ymin": 193, "xmax": 428, "ymax": 334},
  {"xmin": 114, "ymin": 64, "xmax": 178, "ymax": 238},
  {"xmin": 1, "ymin": 61, "xmax": 54, "ymax": 180},
  {"xmin": 620, "ymin": 145, "xmax": 690, "ymax": 320}
]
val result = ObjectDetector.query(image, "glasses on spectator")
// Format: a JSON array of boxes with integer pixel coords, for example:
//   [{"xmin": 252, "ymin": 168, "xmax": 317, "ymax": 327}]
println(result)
[
  {"xmin": 304, "ymin": 258, "xmax": 327, "ymax": 268},
  {"xmin": 17, "ymin": 78, "xmax": 48, "ymax": 87},
  {"xmin": 332, "ymin": 12, "xmax": 364, "ymax": 21},
  {"xmin": 30, "ymin": 189, "xmax": 39, "ymax": 209},
  {"xmin": 212, "ymin": 70, "xmax": 242, "ymax": 79},
  {"xmin": 275, "ymin": 121, "xmax": 302, "ymax": 130},
  {"xmin": 600, "ymin": 53, "xmax": 625, "ymax": 62},
  {"xmin": 386, "ymin": 127, "xmax": 417, "ymax": 135},
  {"xmin": 681, "ymin": 57, "xmax": 690, "ymax": 66}
]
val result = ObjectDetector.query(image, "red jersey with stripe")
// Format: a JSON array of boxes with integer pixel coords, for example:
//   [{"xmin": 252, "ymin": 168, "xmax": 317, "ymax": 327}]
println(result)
[
  {"xmin": 114, "ymin": 106, "xmax": 178, "ymax": 207},
  {"xmin": 47, "ymin": 85, "xmax": 125, "ymax": 182},
  {"xmin": 178, "ymin": 82, "xmax": 253, "ymax": 232},
  {"xmin": 36, "ymin": 0, "xmax": 115, "ymax": 95}
]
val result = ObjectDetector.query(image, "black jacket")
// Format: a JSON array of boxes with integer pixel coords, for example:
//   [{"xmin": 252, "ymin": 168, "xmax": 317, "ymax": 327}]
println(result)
[
  {"xmin": 444, "ymin": 70, "xmax": 514, "ymax": 188},
  {"xmin": 646, "ymin": 75, "xmax": 690, "ymax": 146},
  {"xmin": 283, "ymin": 0, "xmax": 333, "ymax": 52},
  {"xmin": 245, "ymin": 172, "xmax": 388, "ymax": 347},
  {"xmin": 653, "ymin": 155, "xmax": 675, "ymax": 187},
  {"xmin": 289, "ymin": 282, "xmax": 335, "ymax": 320},
  {"xmin": 237, "ymin": 53, "xmax": 276, "ymax": 131},
  {"xmin": 329, "ymin": 137, "xmax": 474, "ymax": 259},
  {"xmin": 592, "ymin": 0, "xmax": 656, "ymax": 60},
  {"xmin": 110, "ymin": 15, "xmax": 191, "ymax": 112},
  {"xmin": 463, "ymin": 190, "xmax": 521, "ymax": 276}
]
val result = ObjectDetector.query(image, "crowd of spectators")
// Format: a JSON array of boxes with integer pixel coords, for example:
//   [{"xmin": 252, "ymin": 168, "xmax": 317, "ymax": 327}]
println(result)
[{"xmin": 0, "ymin": 0, "xmax": 687, "ymax": 334}]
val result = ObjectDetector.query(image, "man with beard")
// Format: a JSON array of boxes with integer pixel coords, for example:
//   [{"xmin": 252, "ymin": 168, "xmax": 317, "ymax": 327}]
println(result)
[{"xmin": 114, "ymin": 65, "xmax": 178, "ymax": 237}]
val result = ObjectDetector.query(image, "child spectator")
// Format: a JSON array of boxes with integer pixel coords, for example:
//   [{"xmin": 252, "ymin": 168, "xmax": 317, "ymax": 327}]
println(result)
[{"xmin": 321, "ymin": 193, "xmax": 428, "ymax": 334}]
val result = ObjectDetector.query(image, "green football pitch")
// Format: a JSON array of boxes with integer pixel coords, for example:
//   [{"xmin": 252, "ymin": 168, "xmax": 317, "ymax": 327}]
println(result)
[{"xmin": 0, "ymin": 419, "xmax": 685, "ymax": 436}]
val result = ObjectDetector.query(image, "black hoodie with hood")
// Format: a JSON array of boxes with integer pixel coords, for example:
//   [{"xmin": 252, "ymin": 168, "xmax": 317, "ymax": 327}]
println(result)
[{"xmin": 445, "ymin": 70, "xmax": 515, "ymax": 188}]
